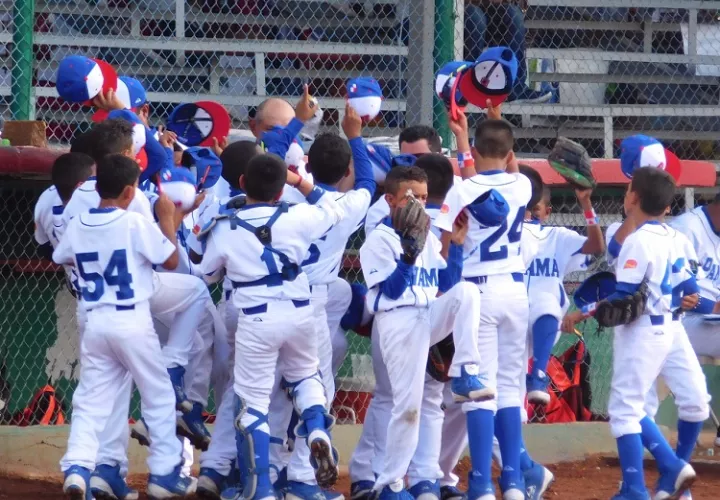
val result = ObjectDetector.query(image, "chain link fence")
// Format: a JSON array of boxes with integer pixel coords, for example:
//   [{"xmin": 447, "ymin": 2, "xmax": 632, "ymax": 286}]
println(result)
[{"xmin": 0, "ymin": 0, "xmax": 719, "ymax": 425}]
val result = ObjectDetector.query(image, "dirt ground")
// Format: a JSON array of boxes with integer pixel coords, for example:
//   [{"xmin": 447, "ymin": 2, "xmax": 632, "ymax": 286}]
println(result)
[{"xmin": 2, "ymin": 453, "xmax": 720, "ymax": 499}]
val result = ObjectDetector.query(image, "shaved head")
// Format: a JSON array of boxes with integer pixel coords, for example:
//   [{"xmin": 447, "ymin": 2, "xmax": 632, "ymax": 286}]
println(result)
[{"xmin": 251, "ymin": 98, "xmax": 295, "ymax": 138}]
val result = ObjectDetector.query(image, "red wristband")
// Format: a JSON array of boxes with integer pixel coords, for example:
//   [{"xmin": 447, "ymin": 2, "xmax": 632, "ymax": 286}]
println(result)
[{"xmin": 584, "ymin": 208, "xmax": 598, "ymax": 225}]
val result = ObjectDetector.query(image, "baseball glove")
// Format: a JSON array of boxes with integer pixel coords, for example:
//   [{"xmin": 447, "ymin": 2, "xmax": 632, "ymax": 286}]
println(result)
[
  {"xmin": 595, "ymin": 279, "xmax": 649, "ymax": 327},
  {"xmin": 547, "ymin": 137, "xmax": 596, "ymax": 189},
  {"xmin": 392, "ymin": 191, "xmax": 430, "ymax": 264},
  {"xmin": 427, "ymin": 334, "xmax": 455, "ymax": 383}
]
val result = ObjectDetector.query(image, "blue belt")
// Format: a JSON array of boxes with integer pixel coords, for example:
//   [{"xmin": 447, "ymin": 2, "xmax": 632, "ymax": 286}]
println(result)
[
  {"xmin": 242, "ymin": 299, "xmax": 310, "ymax": 316},
  {"xmin": 116, "ymin": 305, "xmax": 135, "ymax": 311},
  {"xmin": 225, "ymin": 290, "xmax": 232, "ymax": 301},
  {"xmin": 649, "ymin": 315, "xmax": 677, "ymax": 325},
  {"xmin": 465, "ymin": 272, "xmax": 524, "ymax": 285},
  {"xmin": 232, "ymin": 266, "xmax": 302, "ymax": 289}
]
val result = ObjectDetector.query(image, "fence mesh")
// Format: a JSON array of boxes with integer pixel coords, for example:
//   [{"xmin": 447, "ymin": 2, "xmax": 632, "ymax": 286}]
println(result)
[{"xmin": 0, "ymin": 0, "xmax": 719, "ymax": 425}]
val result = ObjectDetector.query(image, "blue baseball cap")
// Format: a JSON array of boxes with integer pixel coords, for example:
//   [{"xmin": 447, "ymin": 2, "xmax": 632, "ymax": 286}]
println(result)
[
  {"xmin": 573, "ymin": 271, "xmax": 617, "ymax": 309},
  {"xmin": 366, "ymin": 143, "xmax": 394, "ymax": 183},
  {"xmin": 435, "ymin": 61, "xmax": 472, "ymax": 108},
  {"xmin": 619, "ymin": 135, "xmax": 682, "ymax": 182},
  {"xmin": 180, "ymin": 146, "xmax": 222, "ymax": 190},
  {"xmin": 167, "ymin": 101, "xmax": 231, "ymax": 148},
  {"xmin": 466, "ymin": 189, "xmax": 510, "ymax": 227},
  {"xmin": 347, "ymin": 77, "xmax": 383, "ymax": 121},
  {"xmin": 458, "ymin": 47, "xmax": 518, "ymax": 109},
  {"xmin": 159, "ymin": 167, "xmax": 197, "ymax": 211},
  {"xmin": 56, "ymin": 55, "xmax": 118, "ymax": 104},
  {"xmin": 92, "ymin": 75, "xmax": 148, "ymax": 122}
]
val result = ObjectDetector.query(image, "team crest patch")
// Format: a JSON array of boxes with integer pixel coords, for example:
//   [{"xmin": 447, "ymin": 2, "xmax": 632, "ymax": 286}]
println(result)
[
  {"xmin": 192, "ymin": 224, "xmax": 200, "ymax": 235},
  {"xmin": 440, "ymin": 204, "xmax": 449, "ymax": 214},
  {"xmin": 623, "ymin": 259, "xmax": 637, "ymax": 269}
]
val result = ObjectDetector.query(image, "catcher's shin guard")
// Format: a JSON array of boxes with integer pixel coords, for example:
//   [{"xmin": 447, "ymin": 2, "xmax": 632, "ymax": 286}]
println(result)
[{"xmin": 233, "ymin": 396, "xmax": 276, "ymax": 500}]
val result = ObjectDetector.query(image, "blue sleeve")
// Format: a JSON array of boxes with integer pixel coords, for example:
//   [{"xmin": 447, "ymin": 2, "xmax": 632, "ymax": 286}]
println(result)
[
  {"xmin": 694, "ymin": 296, "xmax": 716, "ymax": 314},
  {"xmin": 260, "ymin": 118, "xmax": 305, "ymax": 159},
  {"xmin": 165, "ymin": 145, "xmax": 175, "ymax": 166},
  {"xmin": 349, "ymin": 137, "xmax": 376, "ymax": 196},
  {"xmin": 438, "ymin": 243, "xmax": 463, "ymax": 293},
  {"xmin": 676, "ymin": 275, "xmax": 700, "ymax": 296},
  {"xmin": 608, "ymin": 235, "xmax": 622, "ymax": 259},
  {"xmin": 379, "ymin": 260, "xmax": 415, "ymax": 300},
  {"xmin": 140, "ymin": 128, "xmax": 174, "ymax": 182}
]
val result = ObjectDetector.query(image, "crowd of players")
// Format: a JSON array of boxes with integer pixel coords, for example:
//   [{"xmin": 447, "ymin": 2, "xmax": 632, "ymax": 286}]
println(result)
[{"xmin": 32, "ymin": 75, "xmax": 720, "ymax": 500}]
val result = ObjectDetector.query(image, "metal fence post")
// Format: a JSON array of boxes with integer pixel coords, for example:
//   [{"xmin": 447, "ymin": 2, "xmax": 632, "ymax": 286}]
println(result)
[
  {"xmin": 433, "ymin": 0, "xmax": 454, "ymax": 149},
  {"xmin": 406, "ymin": 0, "xmax": 436, "ymax": 127},
  {"xmin": 11, "ymin": 0, "xmax": 34, "ymax": 120}
]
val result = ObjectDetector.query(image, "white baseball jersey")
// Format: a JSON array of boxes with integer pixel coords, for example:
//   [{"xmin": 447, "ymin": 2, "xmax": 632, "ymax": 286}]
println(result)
[
  {"xmin": 52, "ymin": 208, "xmax": 176, "ymax": 310},
  {"xmin": 671, "ymin": 207, "xmax": 720, "ymax": 288},
  {"xmin": 434, "ymin": 171, "xmax": 532, "ymax": 277},
  {"xmin": 360, "ymin": 220, "xmax": 446, "ymax": 312},
  {"xmin": 523, "ymin": 222, "xmax": 590, "ymax": 319},
  {"xmin": 364, "ymin": 176, "xmax": 463, "ymax": 236},
  {"xmin": 61, "ymin": 178, "xmax": 154, "ymax": 240},
  {"xmin": 304, "ymin": 187, "xmax": 371, "ymax": 285},
  {"xmin": 199, "ymin": 193, "xmax": 344, "ymax": 308},
  {"xmin": 34, "ymin": 186, "xmax": 64, "ymax": 248},
  {"xmin": 614, "ymin": 222, "xmax": 693, "ymax": 317}
]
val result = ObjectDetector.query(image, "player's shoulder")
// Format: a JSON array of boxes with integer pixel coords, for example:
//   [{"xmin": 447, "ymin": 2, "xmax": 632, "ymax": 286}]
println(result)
[{"xmin": 364, "ymin": 221, "xmax": 397, "ymax": 246}]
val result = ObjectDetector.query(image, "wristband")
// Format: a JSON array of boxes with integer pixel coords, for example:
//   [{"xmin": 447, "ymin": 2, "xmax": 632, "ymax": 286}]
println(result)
[
  {"xmin": 581, "ymin": 302, "xmax": 597, "ymax": 318},
  {"xmin": 458, "ymin": 151, "xmax": 474, "ymax": 168},
  {"xmin": 584, "ymin": 208, "xmax": 598, "ymax": 226}
]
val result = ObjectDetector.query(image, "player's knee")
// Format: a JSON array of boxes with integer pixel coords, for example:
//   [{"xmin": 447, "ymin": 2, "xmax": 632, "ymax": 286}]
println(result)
[{"xmin": 677, "ymin": 396, "xmax": 711, "ymax": 423}]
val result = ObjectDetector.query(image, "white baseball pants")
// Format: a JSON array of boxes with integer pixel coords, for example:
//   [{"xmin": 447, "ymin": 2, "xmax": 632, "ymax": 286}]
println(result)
[
  {"xmin": 643, "ymin": 321, "xmax": 710, "ymax": 423},
  {"xmin": 60, "ymin": 303, "xmax": 181, "ymax": 476},
  {"xmin": 609, "ymin": 318, "xmax": 676, "ymax": 438},
  {"xmin": 326, "ymin": 278, "xmax": 353, "ymax": 376},
  {"xmin": 438, "ymin": 385, "xmax": 469, "ymax": 488},
  {"xmin": 463, "ymin": 275, "xmax": 528, "ymax": 413},
  {"xmin": 373, "ymin": 282, "xmax": 482, "ymax": 490},
  {"xmin": 683, "ymin": 314, "xmax": 720, "ymax": 358},
  {"xmin": 407, "ymin": 376, "xmax": 445, "ymax": 488}
]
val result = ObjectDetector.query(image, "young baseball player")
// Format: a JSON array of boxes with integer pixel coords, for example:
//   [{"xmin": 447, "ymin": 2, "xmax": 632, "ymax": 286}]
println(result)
[
  {"xmin": 199, "ymin": 153, "xmax": 345, "ymax": 500},
  {"xmin": 563, "ymin": 167, "xmax": 698, "ymax": 500},
  {"xmin": 349, "ymin": 153, "xmax": 456, "ymax": 500},
  {"xmin": 54, "ymin": 154, "xmax": 194, "ymax": 499},
  {"xmin": 605, "ymin": 209, "xmax": 711, "ymax": 500},
  {"xmin": 524, "ymin": 181, "xmax": 604, "ymax": 404},
  {"xmin": 359, "ymin": 165, "xmax": 487, "ymax": 500},
  {"xmin": 434, "ymin": 120, "xmax": 531, "ymax": 500}
]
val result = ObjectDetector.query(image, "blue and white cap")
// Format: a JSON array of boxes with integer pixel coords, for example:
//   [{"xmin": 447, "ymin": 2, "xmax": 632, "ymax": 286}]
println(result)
[
  {"xmin": 347, "ymin": 77, "xmax": 383, "ymax": 121},
  {"xmin": 366, "ymin": 143, "xmax": 394, "ymax": 183},
  {"xmin": 619, "ymin": 134, "xmax": 682, "ymax": 181},
  {"xmin": 435, "ymin": 61, "xmax": 472, "ymax": 108},
  {"xmin": 159, "ymin": 167, "xmax": 197, "ymax": 211}
]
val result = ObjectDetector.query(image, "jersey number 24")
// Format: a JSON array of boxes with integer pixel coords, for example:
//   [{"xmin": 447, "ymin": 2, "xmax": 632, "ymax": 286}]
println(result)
[
  {"xmin": 479, "ymin": 208, "xmax": 524, "ymax": 261},
  {"xmin": 75, "ymin": 250, "xmax": 135, "ymax": 302}
]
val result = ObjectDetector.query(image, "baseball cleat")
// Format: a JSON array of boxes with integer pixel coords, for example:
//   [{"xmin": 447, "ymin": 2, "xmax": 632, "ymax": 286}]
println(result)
[
  {"xmin": 176, "ymin": 402, "xmax": 212, "ymax": 451},
  {"xmin": 611, "ymin": 483, "xmax": 651, "ymax": 500},
  {"xmin": 408, "ymin": 480, "xmax": 440, "ymax": 500},
  {"xmin": 130, "ymin": 418, "xmax": 151, "ymax": 447},
  {"xmin": 654, "ymin": 462, "xmax": 696, "ymax": 500},
  {"xmin": 220, "ymin": 486, "xmax": 242, "ymax": 500},
  {"xmin": 498, "ymin": 474, "xmax": 524, "ymax": 500},
  {"xmin": 526, "ymin": 372, "xmax": 551, "ymax": 406},
  {"xmin": 285, "ymin": 481, "xmax": 329, "ymax": 500},
  {"xmin": 90, "ymin": 464, "xmax": 139, "ymax": 500},
  {"xmin": 439, "ymin": 486, "xmax": 466, "ymax": 500},
  {"xmin": 466, "ymin": 476, "xmax": 494, "ymax": 500},
  {"xmin": 197, "ymin": 467, "xmax": 229, "ymax": 500},
  {"xmin": 63, "ymin": 465, "xmax": 92, "ymax": 500},
  {"xmin": 523, "ymin": 462, "xmax": 554, "ymax": 500},
  {"xmin": 308, "ymin": 430, "xmax": 339, "ymax": 488},
  {"xmin": 679, "ymin": 492, "xmax": 692, "ymax": 500},
  {"xmin": 167, "ymin": 365, "xmax": 193, "ymax": 414},
  {"xmin": 450, "ymin": 365, "xmax": 495, "ymax": 403},
  {"xmin": 377, "ymin": 483, "xmax": 414, "ymax": 500},
  {"xmin": 147, "ymin": 464, "xmax": 196, "ymax": 499},
  {"xmin": 350, "ymin": 480, "xmax": 375, "ymax": 500}
]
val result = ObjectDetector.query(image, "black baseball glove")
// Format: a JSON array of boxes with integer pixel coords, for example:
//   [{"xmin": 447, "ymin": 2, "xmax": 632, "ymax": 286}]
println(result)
[
  {"xmin": 548, "ymin": 137, "xmax": 596, "ymax": 190},
  {"xmin": 392, "ymin": 192, "xmax": 430, "ymax": 264},
  {"xmin": 595, "ymin": 280, "xmax": 649, "ymax": 327},
  {"xmin": 427, "ymin": 334, "xmax": 455, "ymax": 383}
]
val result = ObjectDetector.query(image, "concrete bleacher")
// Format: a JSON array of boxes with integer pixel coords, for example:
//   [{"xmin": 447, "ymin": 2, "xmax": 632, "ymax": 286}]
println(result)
[{"xmin": 4, "ymin": 0, "xmax": 720, "ymax": 159}]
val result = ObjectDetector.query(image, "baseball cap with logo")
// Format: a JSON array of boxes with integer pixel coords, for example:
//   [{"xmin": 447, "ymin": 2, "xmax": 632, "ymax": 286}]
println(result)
[
  {"xmin": 619, "ymin": 135, "xmax": 682, "ymax": 182},
  {"xmin": 435, "ymin": 61, "xmax": 472, "ymax": 108},
  {"xmin": 92, "ymin": 76, "xmax": 148, "ymax": 123},
  {"xmin": 56, "ymin": 55, "xmax": 118, "ymax": 105},
  {"xmin": 166, "ymin": 101, "xmax": 231, "ymax": 148},
  {"xmin": 458, "ymin": 47, "xmax": 518, "ymax": 109},
  {"xmin": 158, "ymin": 167, "xmax": 197, "ymax": 211},
  {"xmin": 346, "ymin": 77, "xmax": 383, "ymax": 121}
]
